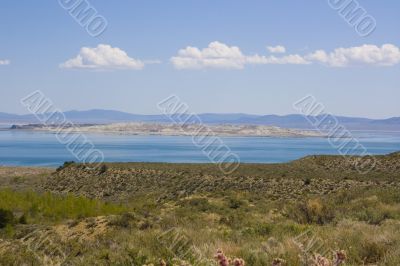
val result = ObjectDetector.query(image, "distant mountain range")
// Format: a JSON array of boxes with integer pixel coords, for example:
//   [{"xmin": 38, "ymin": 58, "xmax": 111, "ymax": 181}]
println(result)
[{"xmin": 0, "ymin": 109, "xmax": 399, "ymax": 131}]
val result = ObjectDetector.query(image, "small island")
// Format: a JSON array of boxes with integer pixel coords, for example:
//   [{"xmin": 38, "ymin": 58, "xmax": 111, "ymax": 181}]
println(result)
[{"xmin": 10, "ymin": 122, "xmax": 324, "ymax": 138}]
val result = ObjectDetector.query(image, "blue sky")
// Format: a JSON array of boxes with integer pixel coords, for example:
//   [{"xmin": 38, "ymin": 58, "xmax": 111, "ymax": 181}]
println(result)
[{"xmin": 0, "ymin": 0, "xmax": 399, "ymax": 118}]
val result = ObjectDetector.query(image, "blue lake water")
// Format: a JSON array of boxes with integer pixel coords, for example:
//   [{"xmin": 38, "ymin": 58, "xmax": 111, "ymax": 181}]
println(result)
[{"xmin": 0, "ymin": 129, "xmax": 400, "ymax": 167}]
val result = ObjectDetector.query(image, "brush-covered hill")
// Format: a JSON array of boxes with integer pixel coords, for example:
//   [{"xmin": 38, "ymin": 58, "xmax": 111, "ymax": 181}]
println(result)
[
  {"xmin": 42, "ymin": 152, "xmax": 400, "ymax": 202},
  {"xmin": 1, "ymin": 153, "xmax": 400, "ymax": 265}
]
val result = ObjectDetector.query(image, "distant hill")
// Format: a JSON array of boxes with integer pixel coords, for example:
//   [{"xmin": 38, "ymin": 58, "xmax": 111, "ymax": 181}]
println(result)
[{"xmin": 1, "ymin": 109, "xmax": 399, "ymax": 131}]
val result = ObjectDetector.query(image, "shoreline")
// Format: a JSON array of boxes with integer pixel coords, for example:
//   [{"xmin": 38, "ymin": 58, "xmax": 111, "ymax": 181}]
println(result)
[{"xmin": 1, "ymin": 151, "xmax": 398, "ymax": 168}]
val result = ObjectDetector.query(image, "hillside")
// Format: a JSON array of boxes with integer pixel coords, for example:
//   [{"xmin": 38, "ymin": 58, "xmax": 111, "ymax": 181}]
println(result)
[{"xmin": 1, "ymin": 153, "xmax": 400, "ymax": 265}]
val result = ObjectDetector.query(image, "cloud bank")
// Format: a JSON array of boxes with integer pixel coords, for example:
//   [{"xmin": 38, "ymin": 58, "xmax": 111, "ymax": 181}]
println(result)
[
  {"xmin": 306, "ymin": 44, "xmax": 400, "ymax": 67},
  {"xmin": 171, "ymin": 42, "xmax": 400, "ymax": 69},
  {"xmin": 60, "ymin": 44, "xmax": 145, "ymax": 70}
]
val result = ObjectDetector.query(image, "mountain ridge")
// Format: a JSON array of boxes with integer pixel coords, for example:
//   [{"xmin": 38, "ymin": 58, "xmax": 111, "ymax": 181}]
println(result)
[{"xmin": 1, "ymin": 109, "xmax": 399, "ymax": 130}]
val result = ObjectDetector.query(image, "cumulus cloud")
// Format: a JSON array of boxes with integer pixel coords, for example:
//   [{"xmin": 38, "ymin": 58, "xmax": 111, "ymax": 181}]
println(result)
[
  {"xmin": 267, "ymin": 45, "xmax": 286, "ymax": 53},
  {"xmin": 0, "ymin": 59, "xmax": 10, "ymax": 65},
  {"xmin": 171, "ymin": 42, "xmax": 400, "ymax": 69},
  {"xmin": 305, "ymin": 44, "xmax": 400, "ymax": 67},
  {"xmin": 171, "ymin": 41, "xmax": 309, "ymax": 69},
  {"xmin": 60, "ymin": 44, "xmax": 146, "ymax": 70}
]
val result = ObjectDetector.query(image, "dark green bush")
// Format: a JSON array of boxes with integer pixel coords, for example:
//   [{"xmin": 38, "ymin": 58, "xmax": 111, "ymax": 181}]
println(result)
[
  {"xmin": 98, "ymin": 164, "xmax": 108, "ymax": 175},
  {"xmin": 303, "ymin": 177, "xmax": 312, "ymax": 186},
  {"xmin": 179, "ymin": 198, "xmax": 215, "ymax": 212},
  {"xmin": 109, "ymin": 213, "xmax": 135, "ymax": 228},
  {"xmin": 229, "ymin": 198, "xmax": 244, "ymax": 209},
  {"xmin": 18, "ymin": 214, "xmax": 27, "ymax": 224},
  {"xmin": 56, "ymin": 161, "xmax": 75, "ymax": 171},
  {"xmin": 0, "ymin": 209, "xmax": 14, "ymax": 228}
]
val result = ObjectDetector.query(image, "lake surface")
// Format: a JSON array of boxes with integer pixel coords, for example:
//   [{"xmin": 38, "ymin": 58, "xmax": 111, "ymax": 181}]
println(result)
[{"xmin": 0, "ymin": 130, "xmax": 400, "ymax": 167}]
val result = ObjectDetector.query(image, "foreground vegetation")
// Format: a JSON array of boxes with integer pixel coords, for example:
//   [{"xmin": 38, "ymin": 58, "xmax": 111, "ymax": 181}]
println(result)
[{"xmin": 1, "ymin": 152, "xmax": 400, "ymax": 265}]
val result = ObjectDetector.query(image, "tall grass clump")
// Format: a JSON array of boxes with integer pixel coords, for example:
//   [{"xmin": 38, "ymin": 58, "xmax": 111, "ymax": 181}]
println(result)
[{"xmin": 0, "ymin": 189, "xmax": 127, "ymax": 223}]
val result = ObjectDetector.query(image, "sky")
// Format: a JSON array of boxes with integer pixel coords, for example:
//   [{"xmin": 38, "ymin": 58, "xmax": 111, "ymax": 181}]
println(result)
[{"xmin": 0, "ymin": 0, "xmax": 399, "ymax": 119}]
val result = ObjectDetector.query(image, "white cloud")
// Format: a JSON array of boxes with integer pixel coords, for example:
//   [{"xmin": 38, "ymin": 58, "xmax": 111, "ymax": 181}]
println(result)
[
  {"xmin": 171, "ymin": 42, "xmax": 400, "ymax": 69},
  {"xmin": 267, "ymin": 45, "xmax": 286, "ymax": 53},
  {"xmin": 0, "ymin": 59, "xmax": 10, "ymax": 65},
  {"xmin": 306, "ymin": 44, "xmax": 400, "ymax": 67},
  {"xmin": 60, "ymin": 44, "xmax": 145, "ymax": 70},
  {"xmin": 171, "ymin": 41, "xmax": 309, "ymax": 69},
  {"xmin": 246, "ymin": 54, "xmax": 309, "ymax": 65}
]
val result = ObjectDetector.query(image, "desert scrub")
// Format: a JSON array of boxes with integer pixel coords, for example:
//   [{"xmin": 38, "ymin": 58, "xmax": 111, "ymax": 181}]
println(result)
[
  {"xmin": 285, "ymin": 198, "xmax": 335, "ymax": 225},
  {"xmin": 1, "ymin": 155, "xmax": 400, "ymax": 265},
  {"xmin": 0, "ymin": 189, "xmax": 127, "ymax": 224}
]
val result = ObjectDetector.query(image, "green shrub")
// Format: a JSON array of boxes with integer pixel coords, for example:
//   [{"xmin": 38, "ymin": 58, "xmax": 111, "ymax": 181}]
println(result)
[
  {"xmin": 18, "ymin": 214, "xmax": 27, "ymax": 224},
  {"xmin": 98, "ymin": 164, "xmax": 108, "ymax": 175},
  {"xmin": 303, "ymin": 177, "xmax": 311, "ymax": 186},
  {"xmin": 179, "ymin": 198, "xmax": 215, "ymax": 212},
  {"xmin": 109, "ymin": 213, "xmax": 135, "ymax": 228},
  {"xmin": 228, "ymin": 198, "xmax": 244, "ymax": 209},
  {"xmin": 56, "ymin": 161, "xmax": 75, "ymax": 172},
  {"xmin": 0, "ymin": 208, "xmax": 14, "ymax": 228}
]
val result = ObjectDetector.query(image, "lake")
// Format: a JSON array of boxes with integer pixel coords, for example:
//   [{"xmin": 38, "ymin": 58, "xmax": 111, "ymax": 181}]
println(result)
[{"xmin": 0, "ymin": 129, "xmax": 399, "ymax": 167}]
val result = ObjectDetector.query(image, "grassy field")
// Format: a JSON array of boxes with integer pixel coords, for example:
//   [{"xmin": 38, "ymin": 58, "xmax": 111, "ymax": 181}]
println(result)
[{"xmin": 1, "ymin": 152, "xmax": 400, "ymax": 265}]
